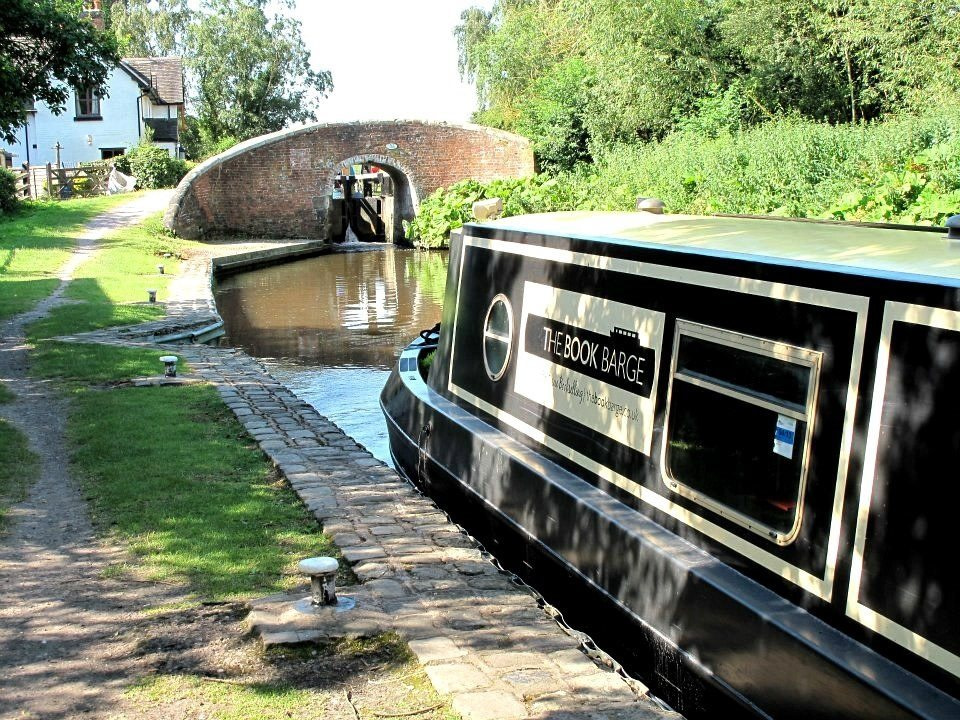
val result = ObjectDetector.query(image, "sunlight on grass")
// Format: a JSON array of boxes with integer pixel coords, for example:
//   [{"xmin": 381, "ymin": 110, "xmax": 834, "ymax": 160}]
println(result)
[
  {"xmin": 30, "ymin": 343, "xmax": 176, "ymax": 383},
  {"xmin": 27, "ymin": 301, "xmax": 165, "ymax": 340},
  {"xmin": 127, "ymin": 675, "xmax": 325, "ymax": 719},
  {"xmin": 0, "ymin": 195, "xmax": 135, "ymax": 321},
  {"xmin": 0, "ymin": 418, "xmax": 37, "ymax": 531},
  {"xmin": 69, "ymin": 383, "xmax": 342, "ymax": 600},
  {"xmin": 24, "ymin": 212, "xmax": 183, "ymax": 340}
]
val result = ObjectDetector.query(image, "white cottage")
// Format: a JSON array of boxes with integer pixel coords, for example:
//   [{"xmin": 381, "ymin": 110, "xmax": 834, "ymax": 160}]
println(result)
[{"xmin": 3, "ymin": 56, "xmax": 185, "ymax": 169}]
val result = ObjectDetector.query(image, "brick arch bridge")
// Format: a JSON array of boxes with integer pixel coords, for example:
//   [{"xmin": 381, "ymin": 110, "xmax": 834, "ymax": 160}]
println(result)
[{"xmin": 163, "ymin": 120, "xmax": 534, "ymax": 241}]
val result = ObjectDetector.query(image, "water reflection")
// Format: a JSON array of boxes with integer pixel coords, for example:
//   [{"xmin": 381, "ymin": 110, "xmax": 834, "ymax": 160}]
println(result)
[{"xmin": 214, "ymin": 246, "xmax": 447, "ymax": 461}]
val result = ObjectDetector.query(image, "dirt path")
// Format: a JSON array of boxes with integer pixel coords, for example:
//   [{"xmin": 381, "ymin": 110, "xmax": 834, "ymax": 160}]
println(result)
[{"xmin": 0, "ymin": 191, "xmax": 183, "ymax": 719}]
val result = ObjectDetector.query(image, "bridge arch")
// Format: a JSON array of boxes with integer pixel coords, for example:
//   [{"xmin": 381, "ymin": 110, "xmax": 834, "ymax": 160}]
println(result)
[
  {"xmin": 163, "ymin": 120, "xmax": 533, "ymax": 241},
  {"xmin": 333, "ymin": 153, "xmax": 419, "ymax": 243}
]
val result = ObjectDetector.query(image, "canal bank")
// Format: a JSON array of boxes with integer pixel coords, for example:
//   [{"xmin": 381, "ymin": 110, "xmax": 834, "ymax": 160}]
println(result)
[{"xmin": 67, "ymin": 235, "xmax": 680, "ymax": 720}]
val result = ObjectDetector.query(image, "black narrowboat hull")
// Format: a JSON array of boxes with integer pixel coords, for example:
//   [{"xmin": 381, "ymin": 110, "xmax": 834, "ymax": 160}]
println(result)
[
  {"xmin": 382, "ymin": 359, "xmax": 956, "ymax": 719},
  {"xmin": 380, "ymin": 213, "xmax": 960, "ymax": 718}
]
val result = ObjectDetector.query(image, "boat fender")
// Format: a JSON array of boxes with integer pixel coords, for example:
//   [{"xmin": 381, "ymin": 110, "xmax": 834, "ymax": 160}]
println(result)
[{"xmin": 417, "ymin": 423, "xmax": 432, "ymax": 487}]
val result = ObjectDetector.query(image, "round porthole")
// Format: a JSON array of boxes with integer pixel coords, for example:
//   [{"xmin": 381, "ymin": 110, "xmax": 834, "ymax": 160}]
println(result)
[{"xmin": 483, "ymin": 294, "xmax": 514, "ymax": 381}]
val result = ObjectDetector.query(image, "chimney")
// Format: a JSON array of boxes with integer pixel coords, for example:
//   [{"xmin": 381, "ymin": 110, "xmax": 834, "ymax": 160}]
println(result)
[{"xmin": 82, "ymin": 1, "xmax": 105, "ymax": 31}]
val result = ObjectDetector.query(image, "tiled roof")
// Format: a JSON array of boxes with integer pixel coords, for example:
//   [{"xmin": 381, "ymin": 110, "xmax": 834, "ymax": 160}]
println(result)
[{"xmin": 122, "ymin": 57, "xmax": 184, "ymax": 105}]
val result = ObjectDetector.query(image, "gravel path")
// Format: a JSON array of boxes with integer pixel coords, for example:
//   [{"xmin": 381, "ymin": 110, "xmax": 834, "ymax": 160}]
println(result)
[{"xmin": 0, "ymin": 191, "xmax": 181, "ymax": 720}]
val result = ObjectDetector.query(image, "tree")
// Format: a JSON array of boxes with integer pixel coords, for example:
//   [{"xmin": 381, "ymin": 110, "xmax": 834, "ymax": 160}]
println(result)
[
  {"xmin": 187, "ymin": 0, "xmax": 331, "ymax": 146},
  {"xmin": 0, "ymin": 0, "xmax": 119, "ymax": 144},
  {"xmin": 106, "ymin": 0, "xmax": 191, "ymax": 56},
  {"xmin": 106, "ymin": 0, "xmax": 332, "ymax": 156}
]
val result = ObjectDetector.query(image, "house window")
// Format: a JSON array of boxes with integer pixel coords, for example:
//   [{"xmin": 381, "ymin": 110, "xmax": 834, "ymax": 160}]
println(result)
[
  {"xmin": 100, "ymin": 148, "xmax": 125, "ymax": 160},
  {"xmin": 661, "ymin": 321, "xmax": 821, "ymax": 544},
  {"xmin": 75, "ymin": 87, "xmax": 101, "ymax": 119}
]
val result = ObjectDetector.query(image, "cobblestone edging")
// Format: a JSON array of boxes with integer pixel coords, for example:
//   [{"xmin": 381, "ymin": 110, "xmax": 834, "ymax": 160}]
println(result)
[{"xmin": 69, "ymin": 243, "xmax": 680, "ymax": 720}]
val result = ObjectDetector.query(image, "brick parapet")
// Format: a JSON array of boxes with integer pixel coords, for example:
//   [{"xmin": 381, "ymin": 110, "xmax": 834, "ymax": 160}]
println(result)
[{"xmin": 164, "ymin": 120, "xmax": 534, "ymax": 240}]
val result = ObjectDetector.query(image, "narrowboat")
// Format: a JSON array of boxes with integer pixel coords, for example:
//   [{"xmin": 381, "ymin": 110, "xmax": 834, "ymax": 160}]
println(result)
[{"xmin": 379, "ymin": 209, "xmax": 960, "ymax": 718}]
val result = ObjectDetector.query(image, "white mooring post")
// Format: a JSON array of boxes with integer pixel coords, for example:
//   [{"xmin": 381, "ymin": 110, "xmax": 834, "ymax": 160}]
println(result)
[{"xmin": 298, "ymin": 556, "xmax": 340, "ymax": 606}]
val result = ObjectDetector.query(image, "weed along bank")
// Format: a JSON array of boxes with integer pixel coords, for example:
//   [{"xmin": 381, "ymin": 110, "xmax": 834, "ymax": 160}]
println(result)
[{"xmin": 380, "ymin": 209, "xmax": 960, "ymax": 718}]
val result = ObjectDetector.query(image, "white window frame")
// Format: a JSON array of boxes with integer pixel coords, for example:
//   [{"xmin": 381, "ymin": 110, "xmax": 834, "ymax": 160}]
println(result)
[
  {"xmin": 660, "ymin": 320, "xmax": 822, "ymax": 545},
  {"xmin": 75, "ymin": 87, "xmax": 101, "ymax": 118},
  {"xmin": 482, "ymin": 294, "xmax": 514, "ymax": 381}
]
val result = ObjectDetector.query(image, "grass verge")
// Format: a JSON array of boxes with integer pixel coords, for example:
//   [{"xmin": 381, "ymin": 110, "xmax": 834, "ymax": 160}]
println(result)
[
  {"xmin": 30, "ymin": 342, "xmax": 174, "ymax": 384},
  {"xmin": 27, "ymin": 213, "xmax": 186, "ymax": 341},
  {"xmin": 0, "ymin": 384, "xmax": 14, "ymax": 404},
  {"xmin": 0, "ymin": 194, "xmax": 134, "ymax": 320},
  {"xmin": 69, "ymin": 379, "xmax": 341, "ymax": 600},
  {"xmin": 0, "ymin": 418, "xmax": 38, "ymax": 531}
]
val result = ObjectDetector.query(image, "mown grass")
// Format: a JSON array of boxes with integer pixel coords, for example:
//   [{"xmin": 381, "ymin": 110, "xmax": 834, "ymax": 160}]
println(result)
[
  {"xmin": 27, "ymin": 213, "xmax": 184, "ymax": 341},
  {"xmin": 16, "ymin": 208, "xmax": 344, "ymax": 601},
  {"xmin": 30, "ymin": 343, "xmax": 174, "ymax": 384},
  {"xmin": 69, "ymin": 381, "xmax": 339, "ymax": 600},
  {"xmin": 0, "ymin": 195, "xmax": 134, "ymax": 320},
  {"xmin": 0, "ymin": 418, "xmax": 38, "ymax": 531}
]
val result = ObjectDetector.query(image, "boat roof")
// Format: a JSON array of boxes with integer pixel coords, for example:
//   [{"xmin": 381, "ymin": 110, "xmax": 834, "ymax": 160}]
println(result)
[{"xmin": 474, "ymin": 211, "xmax": 960, "ymax": 285}]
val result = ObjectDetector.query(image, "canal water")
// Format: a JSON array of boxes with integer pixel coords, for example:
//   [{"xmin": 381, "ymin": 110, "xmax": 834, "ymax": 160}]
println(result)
[{"xmin": 214, "ymin": 246, "xmax": 448, "ymax": 462}]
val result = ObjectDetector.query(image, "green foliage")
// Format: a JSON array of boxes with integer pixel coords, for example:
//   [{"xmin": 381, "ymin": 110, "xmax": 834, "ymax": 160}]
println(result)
[
  {"xmin": 584, "ymin": 111, "xmax": 960, "ymax": 223},
  {"xmin": 106, "ymin": 0, "xmax": 190, "ymax": 56},
  {"xmin": 106, "ymin": 0, "xmax": 331, "ymax": 150},
  {"xmin": 0, "ymin": 168, "xmax": 19, "ymax": 215},
  {"xmin": 456, "ymin": 1, "xmax": 960, "ymax": 164},
  {"xmin": 179, "ymin": 115, "xmax": 240, "ymax": 161},
  {"xmin": 0, "ymin": 0, "xmax": 119, "ymax": 144},
  {"xmin": 408, "ymin": 112, "xmax": 960, "ymax": 247},
  {"xmin": 115, "ymin": 143, "xmax": 188, "ymax": 189},
  {"xmin": 406, "ymin": 175, "xmax": 589, "ymax": 248},
  {"xmin": 187, "ymin": 0, "xmax": 332, "ymax": 145},
  {"xmin": 515, "ymin": 58, "xmax": 594, "ymax": 171}
]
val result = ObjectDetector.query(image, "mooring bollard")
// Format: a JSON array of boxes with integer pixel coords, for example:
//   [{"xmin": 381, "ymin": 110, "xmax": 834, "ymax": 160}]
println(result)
[
  {"xmin": 298, "ymin": 556, "xmax": 339, "ymax": 606},
  {"xmin": 147, "ymin": 289, "xmax": 157, "ymax": 303},
  {"xmin": 159, "ymin": 355, "xmax": 178, "ymax": 377}
]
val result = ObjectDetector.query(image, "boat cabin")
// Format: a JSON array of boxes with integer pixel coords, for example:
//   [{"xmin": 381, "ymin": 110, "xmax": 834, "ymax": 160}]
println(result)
[{"xmin": 381, "ymin": 210, "xmax": 960, "ymax": 718}]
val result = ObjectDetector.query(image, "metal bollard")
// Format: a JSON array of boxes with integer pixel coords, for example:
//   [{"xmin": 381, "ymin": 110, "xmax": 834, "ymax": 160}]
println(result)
[
  {"xmin": 159, "ymin": 355, "xmax": 178, "ymax": 377},
  {"xmin": 147, "ymin": 289, "xmax": 157, "ymax": 303},
  {"xmin": 298, "ymin": 556, "xmax": 339, "ymax": 606},
  {"xmin": 157, "ymin": 264, "xmax": 165, "ymax": 275}
]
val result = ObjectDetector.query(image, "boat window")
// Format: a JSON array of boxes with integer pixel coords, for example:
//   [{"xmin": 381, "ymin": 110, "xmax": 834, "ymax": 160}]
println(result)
[
  {"xmin": 662, "ymin": 321, "xmax": 821, "ymax": 544},
  {"xmin": 483, "ymin": 294, "xmax": 514, "ymax": 381}
]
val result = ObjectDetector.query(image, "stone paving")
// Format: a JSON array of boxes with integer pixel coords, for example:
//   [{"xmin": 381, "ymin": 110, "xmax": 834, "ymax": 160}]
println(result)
[{"xmin": 67, "ymin": 238, "xmax": 681, "ymax": 720}]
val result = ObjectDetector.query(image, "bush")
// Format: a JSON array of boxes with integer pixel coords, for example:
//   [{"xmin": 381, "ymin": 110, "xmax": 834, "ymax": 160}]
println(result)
[
  {"xmin": 406, "ymin": 175, "xmax": 590, "ymax": 248},
  {"xmin": 406, "ymin": 110, "xmax": 960, "ymax": 248},
  {"xmin": 114, "ymin": 145, "xmax": 188, "ymax": 189},
  {"xmin": 0, "ymin": 168, "xmax": 19, "ymax": 215}
]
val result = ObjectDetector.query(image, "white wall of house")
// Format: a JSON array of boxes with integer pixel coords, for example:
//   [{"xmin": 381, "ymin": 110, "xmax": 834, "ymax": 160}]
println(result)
[{"xmin": 2, "ymin": 66, "xmax": 179, "ymax": 168}]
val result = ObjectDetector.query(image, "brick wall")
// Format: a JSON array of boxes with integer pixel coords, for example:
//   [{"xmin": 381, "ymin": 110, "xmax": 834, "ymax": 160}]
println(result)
[{"xmin": 164, "ymin": 120, "xmax": 534, "ymax": 240}]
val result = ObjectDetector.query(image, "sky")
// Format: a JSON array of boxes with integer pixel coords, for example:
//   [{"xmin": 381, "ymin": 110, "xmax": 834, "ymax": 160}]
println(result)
[{"xmin": 294, "ymin": 0, "xmax": 494, "ymax": 125}]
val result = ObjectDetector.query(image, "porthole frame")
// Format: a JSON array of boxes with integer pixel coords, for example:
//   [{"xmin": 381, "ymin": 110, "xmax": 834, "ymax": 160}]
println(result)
[{"xmin": 482, "ymin": 293, "xmax": 514, "ymax": 381}]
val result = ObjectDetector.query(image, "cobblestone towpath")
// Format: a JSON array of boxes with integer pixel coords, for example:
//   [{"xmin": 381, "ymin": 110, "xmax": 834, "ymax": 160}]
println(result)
[{"xmin": 34, "ymin": 202, "xmax": 683, "ymax": 720}]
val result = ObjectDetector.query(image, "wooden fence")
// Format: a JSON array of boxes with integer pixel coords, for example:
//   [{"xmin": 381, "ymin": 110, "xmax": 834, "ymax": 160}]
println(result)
[
  {"xmin": 10, "ymin": 169, "xmax": 30, "ymax": 201},
  {"xmin": 12, "ymin": 163, "xmax": 112, "ymax": 200}
]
